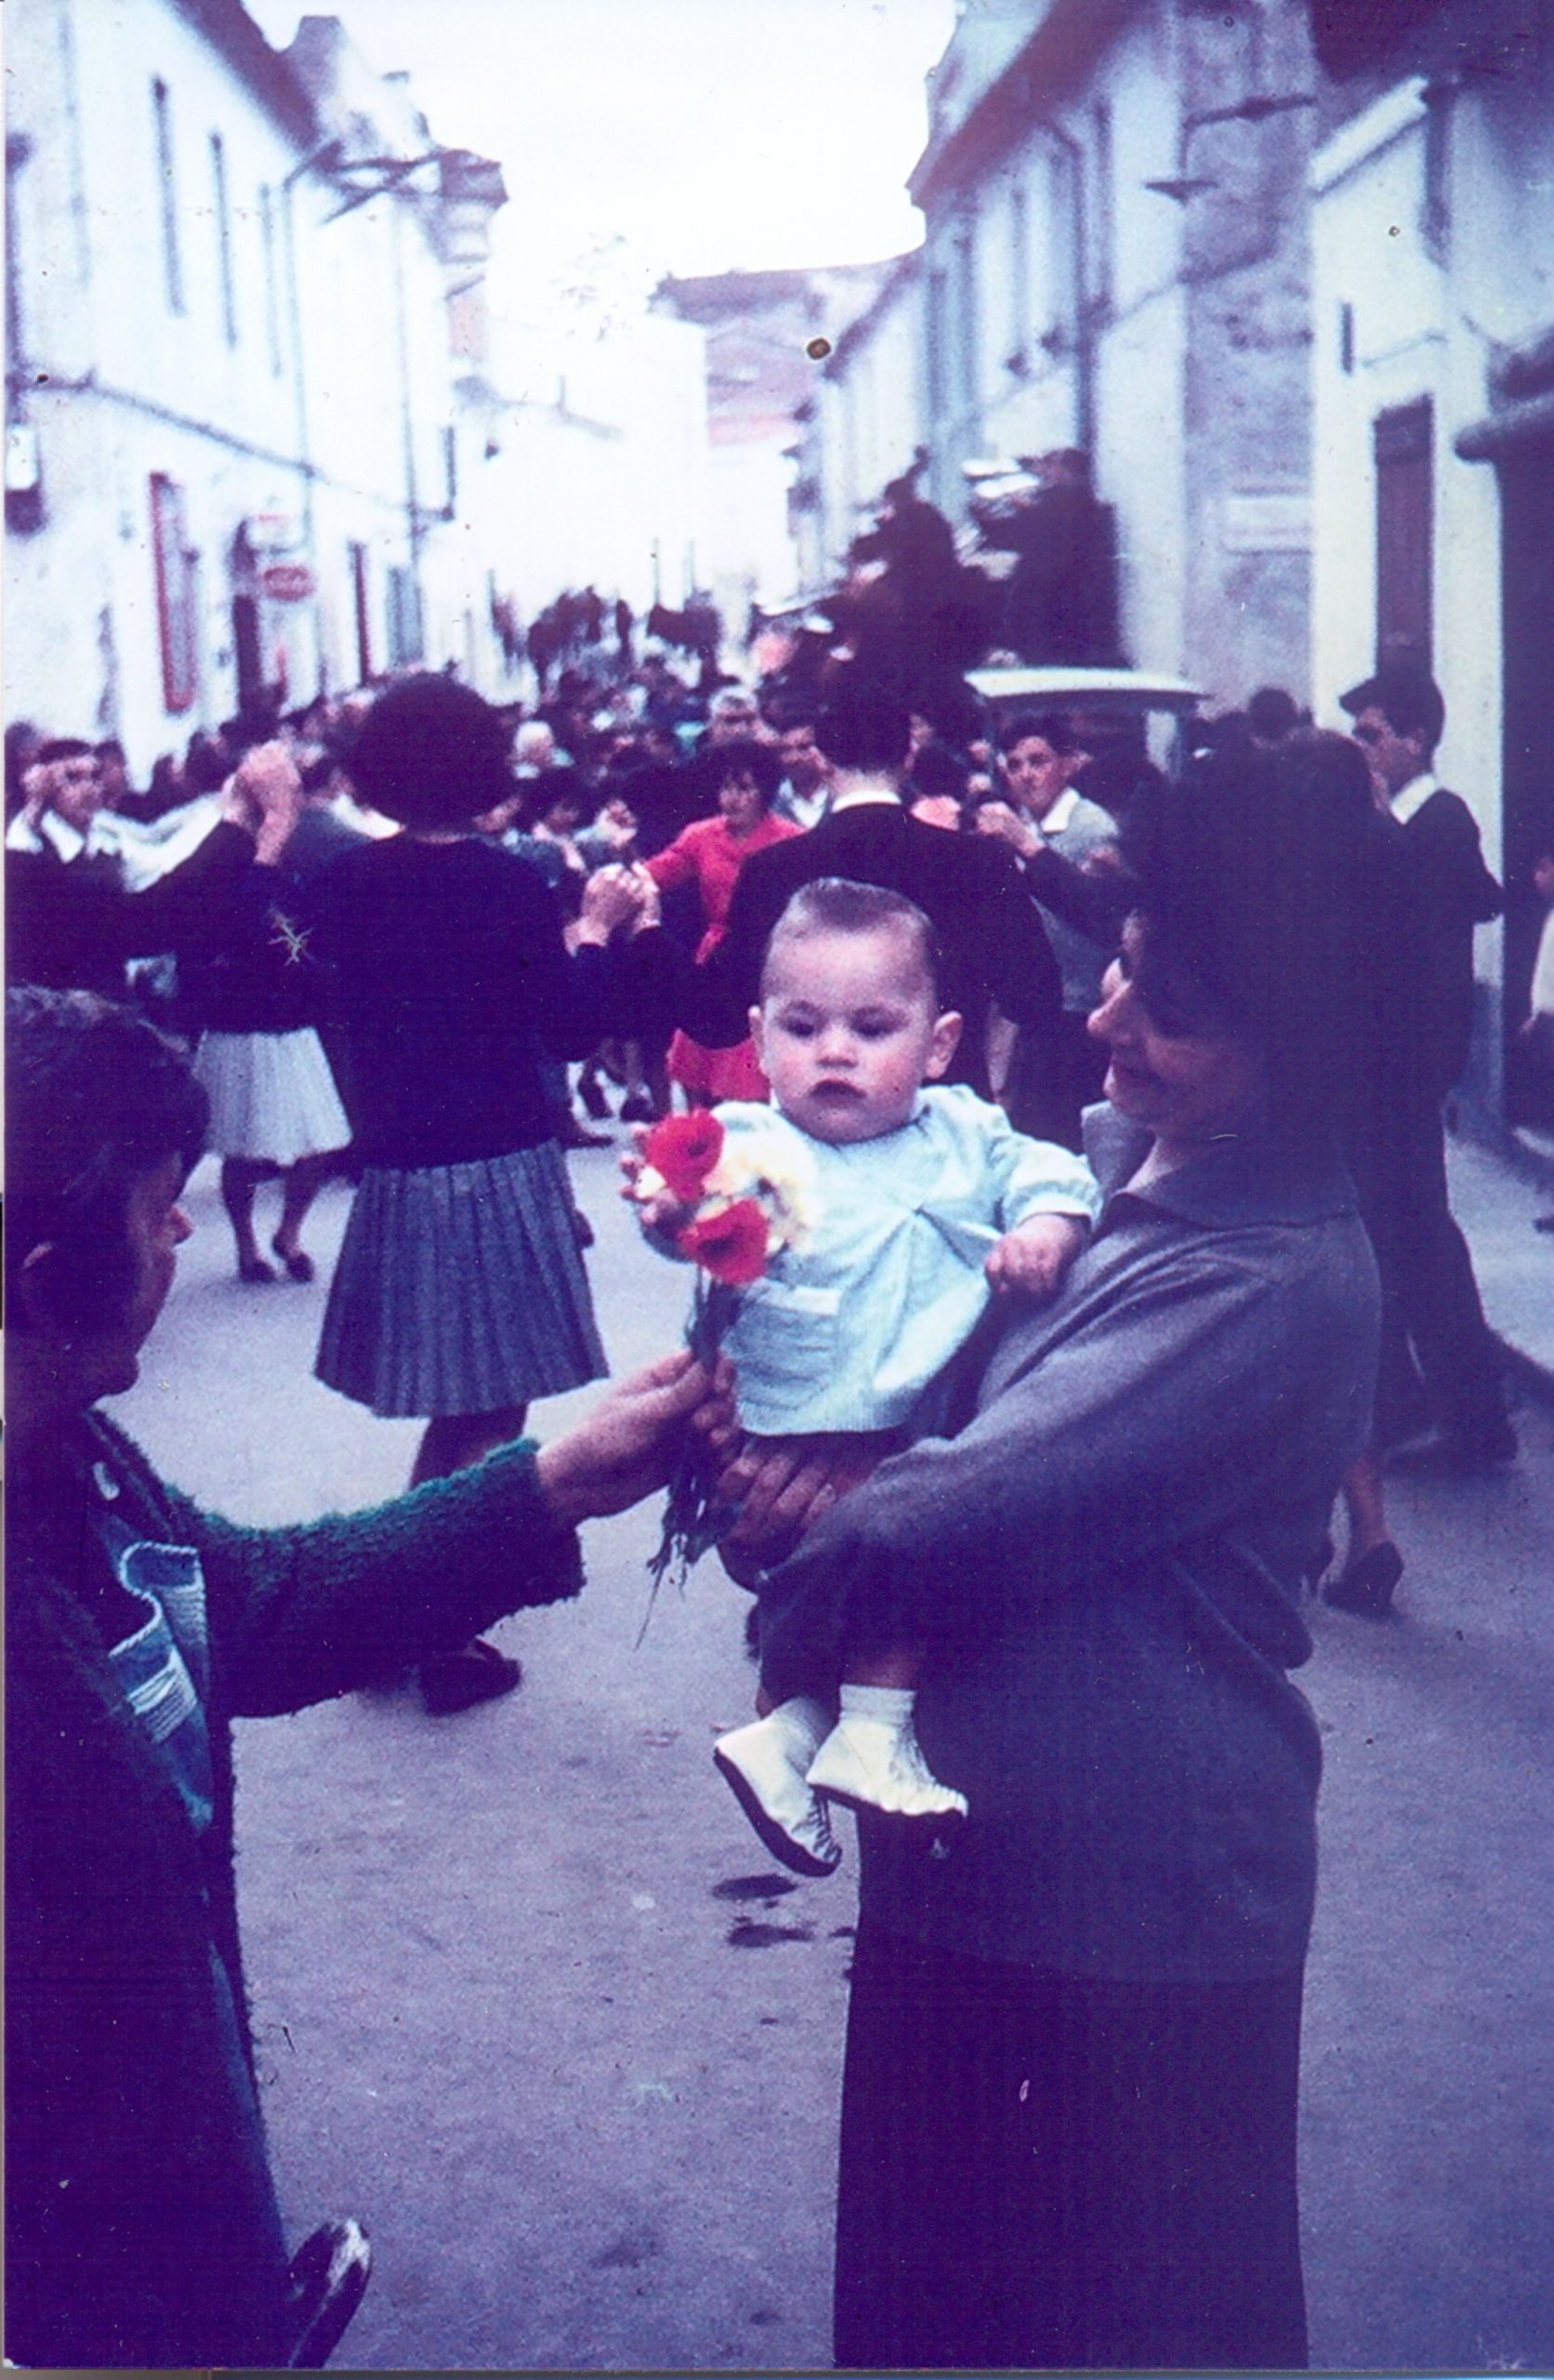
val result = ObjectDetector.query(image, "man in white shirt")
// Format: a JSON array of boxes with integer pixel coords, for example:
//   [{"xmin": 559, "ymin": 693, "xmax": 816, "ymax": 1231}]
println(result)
[
  {"xmin": 975, "ymin": 711, "xmax": 1119, "ymax": 1145},
  {"xmin": 773, "ymin": 714, "xmax": 830, "ymax": 831},
  {"xmin": 1339, "ymin": 665, "xmax": 1514, "ymax": 1471}
]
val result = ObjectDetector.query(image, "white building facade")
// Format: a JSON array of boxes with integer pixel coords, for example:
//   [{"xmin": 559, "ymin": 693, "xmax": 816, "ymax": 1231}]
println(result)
[
  {"xmin": 794, "ymin": 255, "xmax": 925, "ymax": 595},
  {"xmin": 911, "ymin": 0, "xmax": 1319, "ymax": 708},
  {"xmin": 5, "ymin": 0, "xmax": 507, "ymax": 770},
  {"xmin": 806, "ymin": 0, "xmax": 1319, "ymax": 711}
]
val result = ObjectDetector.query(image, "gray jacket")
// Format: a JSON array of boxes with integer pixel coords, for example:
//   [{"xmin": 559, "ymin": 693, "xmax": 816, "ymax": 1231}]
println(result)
[{"xmin": 762, "ymin": 1107, "xmax": 1380, "ymax": 1983}]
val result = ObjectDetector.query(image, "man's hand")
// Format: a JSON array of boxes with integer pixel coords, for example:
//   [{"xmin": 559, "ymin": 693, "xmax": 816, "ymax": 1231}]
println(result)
[
  {"xmin": 19, "ymin": 760, "xmax": 53, "ymax": 828},
  {"xmin": 576, "ymin": 861, "xmax": 646, "ymax": 945},
  {"xmin": 985, "ymin": 1211, "xmax": 1088, "ymax": 1301},
  {"xmin": 533, "ymin": 1351, "xmax": 737, "ymax": 1528},
  {"xmin": 974, "ymin": 800, "xmax": 1039, "ymax": 864}
]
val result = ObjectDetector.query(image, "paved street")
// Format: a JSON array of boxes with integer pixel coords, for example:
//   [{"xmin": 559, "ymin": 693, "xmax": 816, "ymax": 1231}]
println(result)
[{"xmin": 114, "ymin": 1131, "xmax": 1554, "ymax": 2373}]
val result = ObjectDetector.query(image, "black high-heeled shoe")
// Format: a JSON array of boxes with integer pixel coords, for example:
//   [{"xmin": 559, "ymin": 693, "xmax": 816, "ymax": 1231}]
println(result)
[{"xmin": 1324, "ymin": 1540, "xmax": 1403, "ymax": 1619}]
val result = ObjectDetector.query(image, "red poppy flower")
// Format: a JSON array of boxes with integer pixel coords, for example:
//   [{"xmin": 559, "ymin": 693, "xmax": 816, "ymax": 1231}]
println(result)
[
  {"xmin": 644, "ymin": 1110, "xmax": 726, "ymax": 1202},
  {"xmin": 677, "ymin": 1197, "xmax": 770, "ymax": 1286}
]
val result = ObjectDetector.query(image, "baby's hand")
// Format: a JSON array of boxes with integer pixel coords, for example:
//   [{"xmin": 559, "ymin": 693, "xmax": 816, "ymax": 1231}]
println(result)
[
  {"xmin": 619, "ymin": 1132, "xmax": 692, "ymax": 1238},
  {"xmin": 985, "ymin": 1212, "xmax": 1088, "ymax": 1301}
]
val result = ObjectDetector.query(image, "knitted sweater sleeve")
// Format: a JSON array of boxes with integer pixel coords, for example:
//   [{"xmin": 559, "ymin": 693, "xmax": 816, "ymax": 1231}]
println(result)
[{"xmin": 146, "ymin": 1436, "xmax": 584, "ymax": 1717}]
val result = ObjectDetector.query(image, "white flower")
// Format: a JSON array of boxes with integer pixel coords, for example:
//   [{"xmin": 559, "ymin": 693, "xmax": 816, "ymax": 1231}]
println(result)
[{"xmin": 706, "ymin": 1123, "xmax": 821, "ymax": 1253}]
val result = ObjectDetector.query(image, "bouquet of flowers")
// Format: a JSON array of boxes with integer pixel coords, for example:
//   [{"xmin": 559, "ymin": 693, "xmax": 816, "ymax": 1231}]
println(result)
[{"xmin": 630, "ymin": 1110, "xmax": 818, "ymax": 1613}]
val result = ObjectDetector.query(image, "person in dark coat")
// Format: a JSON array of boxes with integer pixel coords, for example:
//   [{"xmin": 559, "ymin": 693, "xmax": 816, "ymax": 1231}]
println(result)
[
  {"xmin": 1339, "ymin": 665, "xmax": 1514, "ymax": 1470},
  {"xmin": 5, "ymin": 984, "xmax": 731, "ymax": 2372},
  {"xmin": 979, "ymin": 448, "xmax": 1120, "ymax": 666},
  {"xmin": 6, "ymin": 738, "xmax": 293, "ymax": 1000},
  {"xmin": 634, "ymin": 679, "xmax": 1063, "ymax": 1104},
  {"xmin": 721, "ymin": 761, "xmax": 1382, "ymax": 2373}
]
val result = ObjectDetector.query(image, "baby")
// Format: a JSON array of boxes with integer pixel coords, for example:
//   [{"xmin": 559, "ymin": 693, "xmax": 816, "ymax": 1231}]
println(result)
[{"xmin": 636, "ymin": 877, "xmax": 1100, "ymax": 1876}]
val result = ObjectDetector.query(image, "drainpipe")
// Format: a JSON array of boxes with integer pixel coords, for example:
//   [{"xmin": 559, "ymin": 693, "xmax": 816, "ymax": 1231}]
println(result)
[
  {"xmin": 388, "ymin": 197, "xmax": 425, "ymax": 655},
  {"xmin": 279, "ymin": 139, "xmax": 340, "ymax": 562}
]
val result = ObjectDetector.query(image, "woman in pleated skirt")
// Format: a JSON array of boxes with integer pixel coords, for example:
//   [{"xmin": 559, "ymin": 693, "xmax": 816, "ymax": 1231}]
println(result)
[{"xmin": 310, "ymin": 677, "xmax": 642, "ymax": 1711}]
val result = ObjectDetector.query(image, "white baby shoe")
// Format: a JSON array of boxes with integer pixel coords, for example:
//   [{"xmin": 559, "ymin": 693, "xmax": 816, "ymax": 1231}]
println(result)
[
  {"xmin": 807, "ymin": 1713, "xmax": 969, "ymax": 1820},
  {"xmin": 713, "ymin": 1697, "xmax": 842, "ymax": 1877}
]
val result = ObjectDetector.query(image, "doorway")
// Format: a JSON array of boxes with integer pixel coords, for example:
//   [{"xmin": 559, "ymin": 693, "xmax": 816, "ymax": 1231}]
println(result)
[{"xmin": 1499, "ymin": 431, "xmax": 1554, "ymax": 1131}]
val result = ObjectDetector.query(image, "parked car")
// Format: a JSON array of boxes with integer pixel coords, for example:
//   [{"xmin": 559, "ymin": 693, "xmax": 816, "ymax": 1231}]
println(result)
[{"xmin": 966, "ymin": 665, "xmax": 1205, "ymax": 800}]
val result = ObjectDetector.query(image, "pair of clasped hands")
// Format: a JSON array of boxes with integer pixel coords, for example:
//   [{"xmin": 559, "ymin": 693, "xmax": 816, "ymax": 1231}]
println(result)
[{"xmin": 532, "ymin": 1337, "xmax": 866, "ymax": 1567}]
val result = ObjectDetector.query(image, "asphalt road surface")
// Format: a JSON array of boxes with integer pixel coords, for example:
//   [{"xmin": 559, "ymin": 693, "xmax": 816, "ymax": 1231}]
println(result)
[{"xmin": 113, "ymin": 1133, "xmax": 1554, "ymax": 2373}]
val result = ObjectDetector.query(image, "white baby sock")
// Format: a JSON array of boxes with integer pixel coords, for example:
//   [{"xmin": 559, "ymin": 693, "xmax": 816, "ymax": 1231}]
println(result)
[{"xmin": 836, "ymin": 1682, "xmax": 915, "ymax": 1731}]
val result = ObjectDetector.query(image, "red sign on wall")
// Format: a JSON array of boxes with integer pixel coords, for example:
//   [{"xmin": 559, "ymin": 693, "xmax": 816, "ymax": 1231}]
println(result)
[{"xmin": 261, "ymin": 562, "xmax": 317, "ymax": 602}]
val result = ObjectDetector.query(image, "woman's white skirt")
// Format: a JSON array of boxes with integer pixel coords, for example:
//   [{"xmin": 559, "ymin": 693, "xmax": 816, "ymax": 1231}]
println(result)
[
  {"xmin": 193, "ymin": 1028, "xmax": 350, "ymax": 1165},
  {"xmin": 315, "ymin": 1141, "xmax": 607, "ymax": 1418}
]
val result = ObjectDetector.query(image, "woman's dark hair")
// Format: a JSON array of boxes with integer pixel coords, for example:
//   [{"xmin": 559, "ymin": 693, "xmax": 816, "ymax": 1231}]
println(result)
[
  {"xmin": 6, "ymin": 986, "xmax": 208, "ymax": 1328},
  {"xmin": 1119, "ymin": 743, "xmax": 1373, "ymax": 1144},
  {"xmin": 707, "ymin": 736, "xmax": 783, "ymax": 807},
  {"xmin": 762, "ymin": 877, "xmax": 943, "ymax": 1006},
  {"xmin": 346, "ymin": 674, "xmax": 514, "ymax": 828}
]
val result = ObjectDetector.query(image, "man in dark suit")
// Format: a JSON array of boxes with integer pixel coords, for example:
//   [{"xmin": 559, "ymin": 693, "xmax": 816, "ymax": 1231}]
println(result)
[
  {"xmin": 1340, "ymin": 665, "xmax": 1514, "ymax": 1469},
  {"xmin": 635, "ymin": 681, "xmax": 1062, "ymax": 1104}
]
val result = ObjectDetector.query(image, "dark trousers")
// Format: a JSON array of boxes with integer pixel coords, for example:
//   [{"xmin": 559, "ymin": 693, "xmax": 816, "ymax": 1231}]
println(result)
[
  {"xmin": 1350, "ymin": 1093, "xmax": 1507, "ymax": 1447},
  {"xmin": 835, "ymin": 1927, "xmax": 1309, "ymax": 2373}
]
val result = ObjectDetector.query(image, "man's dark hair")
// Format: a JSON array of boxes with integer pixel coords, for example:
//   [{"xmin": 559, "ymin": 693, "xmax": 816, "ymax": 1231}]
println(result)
[
  {"xmin": 814, "ymin": 681, "xmax": 912, "ymax": 776},
  {"xmin": 1338, "ymin": 665, "xmax": 1446, "ymax": 760},
  {"xmin": 999, "ymin": 711, "xmax": 1079, "ymax": 759},
  {"xmin": 183, "ymin": 733, "xmax": 233, "ymax": 797},
  {"xmin": 909, "ymin": 740, "xmax": 968, "ymax": 807},
  {"xmin": 762, "ymin": 877, "xmax": 943, "ymax": 1005},
  {"xmin": 35, "ymin": 737, "xmax": 94, "ymax": 766},
  {"xmin": 6, "ymin": 986, "xmax": 208, "ymax": 1328},
  {"xmin": 347, "ymin": 675, "xmax": 513, "ymax": 828},
  {"xmin": 1245, "ymin": 686, "xmax": 1301, "ymax": 744}
]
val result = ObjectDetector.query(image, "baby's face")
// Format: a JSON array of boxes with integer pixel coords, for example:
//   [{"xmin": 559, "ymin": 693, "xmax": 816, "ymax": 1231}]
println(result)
[{"xmin": 752, "ymin": 925, "xmax": 961, "ymax": 1144}]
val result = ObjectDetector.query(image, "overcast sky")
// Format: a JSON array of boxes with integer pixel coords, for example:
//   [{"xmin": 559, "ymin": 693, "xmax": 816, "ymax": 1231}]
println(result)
[{"xmin": 247, "ymin": 0, "xmax": 958, "ymax": 311}]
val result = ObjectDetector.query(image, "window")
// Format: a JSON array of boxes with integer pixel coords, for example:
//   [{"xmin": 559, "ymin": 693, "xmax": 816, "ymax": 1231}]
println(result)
[
  {"xmin": 151, "ymin": 79, "xmax": 184, "ymax": 314},
  {"xmin": 1007, "ymin": 178, "xmax": 1030, "ymax": 372},
  {"xmin": 1374, "ymin": 399, "xmax": 1433, "ymax": 672},
  {"xmin": 1088, "ymin": 99, "xmax": 1114, "ymax": 318},
  {"xmin": 150, "ymin": 473, "xmax": 199, "ymax": 711},
  {"xmin": 926, "ymin": 265, "xmax": 948, "ymax": 425},
  {"xmin": 258, "ymin": 184, "xmax": 283, "ymax": 374},
  {"xmin": 386, "ymin": 564, "xmax": 423, "ymax": 668},
  {"xmin": 210, "ymin": 133, "xmax": 236, "ymax": 346},
  {"xmin": 350, "ymin": 542, "xmax": 373, "ymax": 683},
  {"xmin": 955, "ymin": 215, "xmax": 978, "ymax": 416}
]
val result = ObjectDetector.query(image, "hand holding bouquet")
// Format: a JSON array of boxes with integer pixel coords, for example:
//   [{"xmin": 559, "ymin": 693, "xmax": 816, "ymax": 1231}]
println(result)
[{"xmin": 626, "ymin": 1111, "xmax": 818, "ymax": 1608}]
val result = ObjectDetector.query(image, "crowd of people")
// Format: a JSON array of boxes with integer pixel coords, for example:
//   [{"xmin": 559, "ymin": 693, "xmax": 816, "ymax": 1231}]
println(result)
[{"xmin": 6, "ymin": 617, "xmax": 1546, "ymax": 2370}]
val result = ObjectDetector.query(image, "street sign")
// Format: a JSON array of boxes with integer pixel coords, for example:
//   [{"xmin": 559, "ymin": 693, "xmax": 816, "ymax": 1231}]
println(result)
[{"xmin": 261, "ymin": 562, "xmax": 316, "ymax": 602}]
